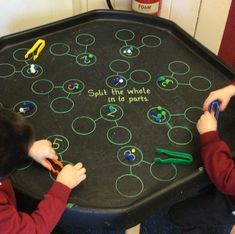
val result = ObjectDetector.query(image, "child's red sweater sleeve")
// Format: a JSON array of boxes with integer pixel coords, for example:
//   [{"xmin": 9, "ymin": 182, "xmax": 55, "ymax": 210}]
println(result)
[
  {"xmin": 0, "ymin": 179, "xmax": 71, "ymax": 234},
  {"xmin": 200, "ymin": 131, "xmax": 235, "ymax": 197},
  {"xmin": 231, "ymin": 79, "xmax": 235, "ymax": 86}
]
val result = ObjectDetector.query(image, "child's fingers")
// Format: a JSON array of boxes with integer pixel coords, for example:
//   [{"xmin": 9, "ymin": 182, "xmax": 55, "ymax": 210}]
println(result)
[
  {"xmin": 46, "ymin": 139, "xmax": 52, "ymax": 145},
  {"xmin": 203, "ymin": 97, "xmax": 215, "ymax": 111},
  {"xmin": 202, "ymin": 101, "xmax": 210, "ymax": 111},
  {"xmin": 41, "ymin": 159, "xmax": 52, "ymax": 170},
  {"xmin": 79, "ymin": 174, "xmax": 86, "ymax": 181},
  {"xmin": 205, "ymin": 110, "xmax": 213, "ymax": 115},
  {"xmin": 219, "ymin": 101, "xmax": 228, "ymax": 111},
  {"xmin": 49, "ymin": 149, "xmax": 58, "ymax": 159},
  {"xmin": 44, "ymin": 152, "xmax": 58, "ymax": 160},
  {"xmin": 77, "ymin": 174, "xmax": 87, "ymax": 184},
  {"xmin": 77, "ymin": 167, "xmax": 86, "ymax": 176},
  {"xmin": 204, "ymin": 110, "xmax": 215, "ymax": 118},
  {"xmin": 74, "ymin": 162, "xmax": 83, "ymax": 169}
]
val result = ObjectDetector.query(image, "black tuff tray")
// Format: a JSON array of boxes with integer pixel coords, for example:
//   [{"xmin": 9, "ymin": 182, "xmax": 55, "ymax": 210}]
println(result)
[{"xmin": 0, "ymin": 10, "xmax": 235, "ymax": 229}]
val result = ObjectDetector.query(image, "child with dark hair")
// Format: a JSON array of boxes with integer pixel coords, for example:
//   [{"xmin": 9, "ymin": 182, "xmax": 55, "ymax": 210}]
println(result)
[
  {"xmin": 0, "ymin": 108, "xmax": 86, "ymax": 233},
  {"xmin": 168, "ymin": 81, "xmax": 235, "ymax": 233}
]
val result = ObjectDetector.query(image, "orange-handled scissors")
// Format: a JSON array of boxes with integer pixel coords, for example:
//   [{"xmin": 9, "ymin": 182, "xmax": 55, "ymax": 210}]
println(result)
[{"xmin": 45, "ymin": 159, "xmax": 64, "ymax": 175}]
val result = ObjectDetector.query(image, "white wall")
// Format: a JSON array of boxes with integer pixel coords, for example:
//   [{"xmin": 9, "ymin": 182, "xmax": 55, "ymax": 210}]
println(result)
[
  {"xmin": 165, "ymin": 0, "xmax": 202, "ymax": 36},
  {"xmin": 0, "ymin": 0, "xmax": 73, "ymax": 36},
  {"xmin": 0, "ymin": 0, "xmax": 232, "ymax": 54},
  {"xmin": 195, "ymin": 0, "xmax": 232, "ymax": 54},
  {"xmin": 73, "ymin": 0, "xmax": 232, "ymax": 54}
]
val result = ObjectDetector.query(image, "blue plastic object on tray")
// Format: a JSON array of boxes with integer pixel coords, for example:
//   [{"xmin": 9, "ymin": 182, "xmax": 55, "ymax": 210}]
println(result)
[{"xmin": 209, "ymin": 100, "xmax": 221, "ymax": 120}]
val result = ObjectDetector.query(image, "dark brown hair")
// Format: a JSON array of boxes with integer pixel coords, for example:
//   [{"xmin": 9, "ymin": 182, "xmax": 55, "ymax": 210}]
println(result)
[{"xmin": 0, "ymin": 108, "xmax": 34, "ymax": 177}]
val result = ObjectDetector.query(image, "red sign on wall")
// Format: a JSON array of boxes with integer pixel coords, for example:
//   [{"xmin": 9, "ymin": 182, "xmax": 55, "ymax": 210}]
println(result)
[{"xmin": 218, "ymin": 1, "xmax": 235, "ymax": 69}]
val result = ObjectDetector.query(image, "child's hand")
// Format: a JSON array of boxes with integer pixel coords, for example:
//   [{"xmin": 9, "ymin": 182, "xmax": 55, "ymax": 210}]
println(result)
[
  {"xmin": 28, "ymin": 140, "xmax": 58, "ymax": 170},
  {"xmin": 197, "ymin": 111, "xmax": 217, "ymax": 134},
  {"xmin": 203, "ymin": 85, "xmax": 235, "ymax": 111},
  {"xmin": 56, "ymin": 163, "xmax": 86, "ymax": 189}
]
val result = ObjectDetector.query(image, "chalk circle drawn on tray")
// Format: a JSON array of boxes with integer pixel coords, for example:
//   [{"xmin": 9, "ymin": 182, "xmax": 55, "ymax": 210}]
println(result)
[
  {"xmin": 120, "ymin": 45, "xmax": 140, "ymax": 58},
  {"xmin": 117, "ymin": 145, "xmax": 144, "ymax": 167},
  {"xmin": 0, "ymin": 63, "xmax": 16, "ymax": 78},
  {"xmin": 115, "ymin": 174, "xmax": 144, "ymax": 198},
  {"xmin": 76, "ymin": 52, "xmax": 97, "ymax": 66},
  {"xmin": 130, "ymin": 69, "xmax": 152, "ymax": 84},
  {"xmin": 189, "ymin": 76, "xmax": 212, "ymax": 91},
  {"xmin": 105, "ymin": 74, "xmax": 128, "ymax": 89},
  {"xmin": 115, "ymin": 29, "xmax": 135, "ymax": 41},
  {"xmin": 22, "ymin": 64, "xmax": 43, "ymax": 79},
  {"xmin": 107, "ymin": 125, "xmax": 132, "ymax": 145},
  {"xmin": 167, "ymin": 126, "xmax": 193, "ymax": 146},
  {"xmin": 50, "ymin": 97, "xmax": 75, "ymax": 114},
  {"xmin": 47, "ymin": 135, "xmax": 70, "ymax": 155},
  {"xmin": 31, "ymin": 79, "xmax": 54, "ymax": 95},
  {"xmin": 13, "ymin": 100, "xmax": 37, "ymax": 118},
  {"xmin": 75, "ymin": 33, "xmax": 95, "ymax": 46},
  {"xmin": 156, "ymin": 76, "xmax": 178, "ymax": 91},
  {"xmin": 13, "ymin": 48, "xmax": 33, "ymax": 62},
  {"xmin": 150, "ymin": 162, "xmax": 177, "ymax": 181},
  {"xmin": 71, "ymin": 116, "xmax": 97, "ymax": 136},
  {"xmin": 100, "ymin": 104, "xmax": 124, "ymax": 122},
  {"xmin": 49, "ymin": 43, "xmax": 70, "ymax": 56},
  {"xmin": 109, "ymin": 59, "xmax": 130, "ymax": 73},
  {"xmin": 147, "ymin": 106, "xmax": 171, "ymax": 125},
  {"xmin": 17, "ymin": 158, "xmax": 34, "ymax": 171},
  {"xmin": 184, "ymin": 106, "xmax": 203, "ymax": 124},
  {"xmin": 62, "ymin": 79, "xmax": 85, "ymax": 95},
  {"xmin": 141, "ymin": 35, "xmax": 161, "ymax": 48},
  {"xmin": 168, "ymin": 61, "xmax": 190, "ymax": 75}
]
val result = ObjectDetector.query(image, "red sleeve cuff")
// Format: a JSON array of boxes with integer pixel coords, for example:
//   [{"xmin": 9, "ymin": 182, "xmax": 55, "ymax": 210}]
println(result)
[
  {"xmin": 199, "ymin": 131, "xmax": 220, "ymax": 147},
  {"xmin": 47, "ymin": 181, "xmax": 71, "ymax": 203},
  {"xmin": 230, "ymin": 79, "xmax": 235, "ymax": 86}
]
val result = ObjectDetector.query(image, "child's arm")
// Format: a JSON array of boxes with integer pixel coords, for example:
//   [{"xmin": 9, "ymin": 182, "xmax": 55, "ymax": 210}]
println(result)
[
  {"xmin": 28, "ymin": 139, "xmax": 58, "ymax": 170},
  {"xmin": 0, "ymin": 163, "xmax": 86, "ymax": 234},
  {"xmin": 197, "ymin": 111, "xmax": 235, "ymax": 196},
  {"xmin": 199, "ymin": 132, "xmax": 235, "ymax": 196},
  {"xmin": 203, "ymin": 83, "xmax": 235, "ymax": 111}
]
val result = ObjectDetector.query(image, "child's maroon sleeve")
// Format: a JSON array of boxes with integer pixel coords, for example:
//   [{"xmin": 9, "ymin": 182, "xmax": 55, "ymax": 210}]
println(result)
[
  {"xmin": 200, "ymin": 131, "xmax": 235, "ymax": 196},
  {"xmin": 0, "ymin": 181, "xmax": 71, "ymax": 234},
  {"xmin": 231, "ymin": 79, "xmax": 235, "ymax": 86}
]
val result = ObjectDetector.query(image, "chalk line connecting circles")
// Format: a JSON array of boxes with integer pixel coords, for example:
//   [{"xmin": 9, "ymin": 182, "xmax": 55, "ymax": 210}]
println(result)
[
  {"xmin": 0, "ymin": 48, "xmax": 43, "ymax": 80},
  {"xmin": 31, "ymin": 78, "xmax": 85, "ymax": 114},
  {"xmin": 115, "ymin": 29, "xmax": 161, "ymax": 59},
  {"xmin": 147, "ymin": 105, "xmax": 203, "ymax": 145},
  {"xmin": 106, "ymin": 59, "xmax": 151, "ymax": 89},
  {"xmin": 49, "ymin": 33, "xmax": 97, "ymax": 67},
  {"xmin": 72, "ymin": 104, "xmax": 132, "ymax": 146},
  {"xmin": 156, "ymin": 60, "xmax": 212, "ymax": 91},
  {"xmin": 115, "ymin": 145, "xmax": 178, "ymax": 198}
]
